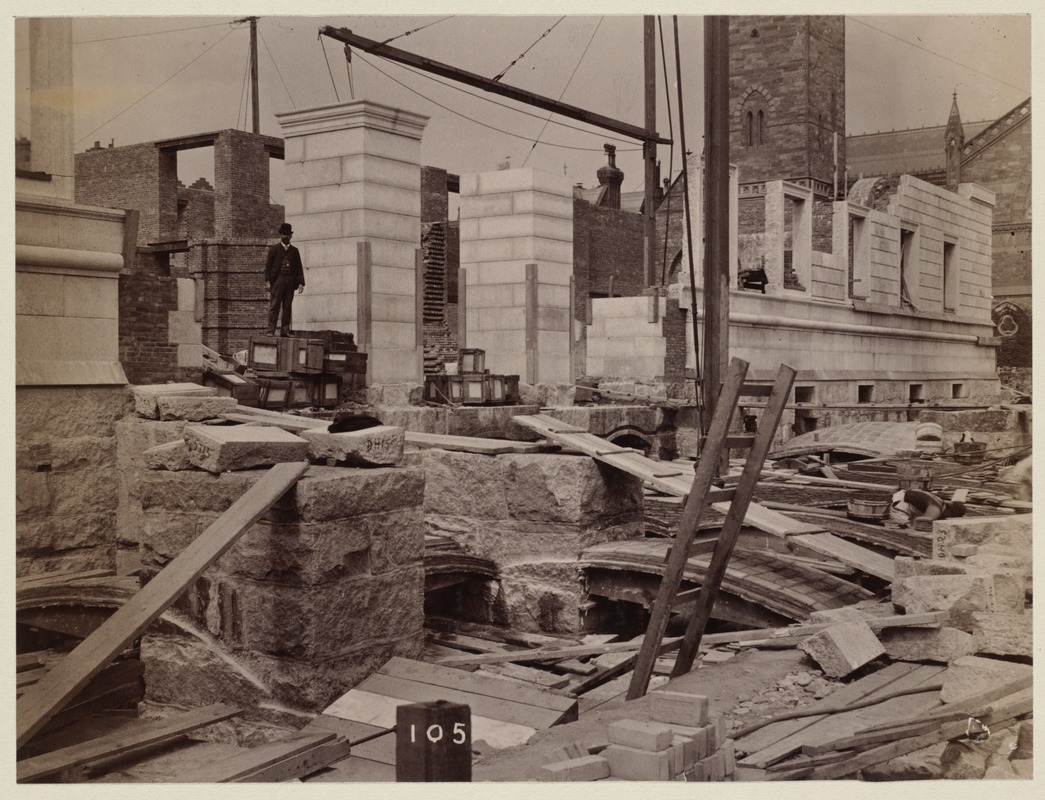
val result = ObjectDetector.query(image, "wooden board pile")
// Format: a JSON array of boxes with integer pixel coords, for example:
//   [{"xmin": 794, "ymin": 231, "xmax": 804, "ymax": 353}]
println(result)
[
  {"xmin": 537, "ymin": 689, "xmax": 736, "ymax": 782},
  {"xmin": 730, "ymin": 657, "xmax": 1032, "ymax": 780}
]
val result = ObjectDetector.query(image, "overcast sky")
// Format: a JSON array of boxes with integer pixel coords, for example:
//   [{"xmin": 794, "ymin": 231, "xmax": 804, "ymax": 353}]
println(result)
[{"xmin": 9, "ymin": 4, "xmax": 1034, "ymax": 202}]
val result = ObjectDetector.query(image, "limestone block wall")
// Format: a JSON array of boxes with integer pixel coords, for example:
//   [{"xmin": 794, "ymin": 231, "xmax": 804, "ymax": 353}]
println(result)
[
  {"xmin": 277, "ymin": 101, "xmax": 428, "ymax": 384},
  {"xmin": 136, "ymin": 464, "xmax": 425, "ymax": 714},
  {"xmin": 417, "ymin": 450, "xmax": 643, "ymax": 634},
  {"xmin": 460, "ymin": 167, "xmax": 573, "ymax": 382},
  {"xmin": 586, "ymin": 295, "xmax": 668, "ymax": 379}
]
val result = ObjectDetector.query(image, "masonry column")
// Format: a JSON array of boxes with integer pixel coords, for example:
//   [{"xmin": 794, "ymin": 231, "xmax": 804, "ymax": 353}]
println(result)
[
  {"xmin": 276, "ymin": 101, "xmax": 428, "ymax": 384},
  {"xmin": 460, "ymin": 168, "xmax": 573, "ymax": 383}
]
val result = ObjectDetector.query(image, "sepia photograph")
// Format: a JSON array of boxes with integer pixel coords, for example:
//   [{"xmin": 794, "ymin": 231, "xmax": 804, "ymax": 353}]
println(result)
[{"xmin": 8, "ymin": 1, "xmax": 1036, "ymax": 788}]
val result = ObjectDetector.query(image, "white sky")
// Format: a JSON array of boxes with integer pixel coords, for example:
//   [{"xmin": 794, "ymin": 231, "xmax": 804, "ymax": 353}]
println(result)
[{"xmin": 7, "ymin": 4, "xmax": 1035, "ymax": 202}]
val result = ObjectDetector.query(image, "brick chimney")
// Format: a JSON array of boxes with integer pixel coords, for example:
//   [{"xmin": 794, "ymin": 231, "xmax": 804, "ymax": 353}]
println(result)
[{"xmin": 596, "ymin": 143, "xmax": 624, "ymax": 210}]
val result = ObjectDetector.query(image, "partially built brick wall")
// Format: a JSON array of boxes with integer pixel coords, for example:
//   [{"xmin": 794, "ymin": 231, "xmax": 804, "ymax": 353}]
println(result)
[{"xmin": 189, "ymin": 241, "xmax": 270, "ymax": 355}]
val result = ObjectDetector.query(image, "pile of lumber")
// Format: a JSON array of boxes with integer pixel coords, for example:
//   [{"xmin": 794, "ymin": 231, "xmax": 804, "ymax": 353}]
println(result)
[{"xmin": 731, "ymin": 660, "xmax": 1032, "ymax": 780}]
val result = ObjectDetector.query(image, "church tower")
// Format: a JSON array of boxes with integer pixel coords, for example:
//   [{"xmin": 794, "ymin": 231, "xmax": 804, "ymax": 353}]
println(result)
[
  {"xmin": 944, "ymin": 92, "xmax": 965, "ymax": 190},
  {"xmin": 729, "ymin": 16, "xmax": 846, "ymax": 201}
]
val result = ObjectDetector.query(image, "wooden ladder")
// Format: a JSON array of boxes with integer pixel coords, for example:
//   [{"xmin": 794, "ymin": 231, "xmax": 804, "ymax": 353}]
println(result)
[{"xmin": 626, "ymin": 358, "xmax": 796, "ymax": 699}]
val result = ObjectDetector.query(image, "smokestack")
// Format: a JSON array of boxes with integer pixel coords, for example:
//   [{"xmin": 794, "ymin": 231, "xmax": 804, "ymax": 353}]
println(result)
[{"xmin": 596, "ymin": 143, "xmax": 624, "ymax": 210}]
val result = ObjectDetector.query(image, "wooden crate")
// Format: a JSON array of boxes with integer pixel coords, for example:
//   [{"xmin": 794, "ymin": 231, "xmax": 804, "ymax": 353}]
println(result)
[
  {"xmin": 247, "ymin": 335, "xmax": 281, "ymax": 371},
  {"xmin": 446, "ymin": 375, "xmax": 464, "ymax": 404},
  {"xmin": 202, "ymin": 370, "xmax": 260, "ymax": 407},
  {"xmin": 461, "ymin": 374, "xmax": 488, "ymax": 405},
  {"xmin": 257, "ymin": 377, "xmax": 291, "ymax": 410},
  {"xmin": 323, "ymin": 350, "xmax": 368, "ymax": 376},
  {"xmin": 312, "ymin": 375, "xmax": 342, "ymax": 409},
  {"xmin": 291, "ymin": 341, "xmax": 325, "ymax": 375},
  {"xmin": 487, "ymin": 374, "xmax": 506, "ymax": 405},
  {"xmin": 425, "ymin": 375, "xmax": 450, "ymax": 404},
  {"xmin": 504, "ymin": 375, "xmax": 521, "ymax": 404},
  {"xmin": 458, "ymin": 348, "xmax": 486, "ymax": 375}
]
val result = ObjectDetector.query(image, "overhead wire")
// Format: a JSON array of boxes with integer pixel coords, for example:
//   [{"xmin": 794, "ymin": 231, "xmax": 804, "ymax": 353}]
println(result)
[
  {"xmin": 376, "ymin": 15, "xmax": 456, "ymax": 47},
  {"xmin": 236, "ymin": 39, "xmax": 252, "ymax": 130},
  {"xmin": 354, "ymin": 50, "xmax": 638, "ymax": 154},
  {"xmin": 75, "ymin": 25, "xmax": 241, "ymax": 145},
  {"xmin": 319, "ymin": 33, "xmax": 341, "ymax": 102},
  {"xmin": 351, "ymin": 45, "xmax": 638, "ymax": 147},
  {"xmin": 72, "ymin": 20, "xmax": 235, "ymax": 46},
  {"xmin": 521, "ymin": 17, "xmax": 603, "ymax": 167},
  {"xmin": 493, "ymin": 17, "xmax": 565, "ymax": 82},
  {"xmin": 846, "ymin": 16, "xmax": 1029, "ymax": 95},
  {"xmin": 259, "ymin": 25, "xmax": 296, "ymax": 108},
  {"xmin": 657, "ymin": 16, "xmax": 675, "ymax": 287}
]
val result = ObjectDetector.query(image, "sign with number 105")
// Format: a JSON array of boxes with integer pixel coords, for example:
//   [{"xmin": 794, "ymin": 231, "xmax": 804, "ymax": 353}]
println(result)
[{"xmin": 409, "ymin": 721, "xmax": 468, "ymax": 744}]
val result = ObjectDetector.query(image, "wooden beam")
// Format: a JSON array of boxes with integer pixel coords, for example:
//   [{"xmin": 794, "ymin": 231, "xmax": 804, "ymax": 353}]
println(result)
[
  {"xmin": 17, "ymin": 703, "xmax": 242, "ymax": 782},
  {"xmin": 193, "ymin": 731, "xmax": 340, "ymax": 782},
  {"xmin": 672, "ymin": 364, "xmax": 797, "ymax": 676},
  {"xmin": 16, "ymin": 462, "xmax": 309, "ymax": 748},
  {"xmin": 320, "ymin": 27, "xmax": 671, "ymax": 146},
  {"xmin": 643, "ymin": 14, "xmax": 657, "ymax": 287},
  {"xmin": 626, "ymin": 358, "xmax": 752, "ymax": 699}
]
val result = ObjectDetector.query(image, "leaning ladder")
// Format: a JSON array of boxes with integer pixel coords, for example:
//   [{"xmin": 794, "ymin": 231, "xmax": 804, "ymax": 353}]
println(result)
[{"xmin": 626, "ymin": 357, "xmax": 796, "ymax": 699}]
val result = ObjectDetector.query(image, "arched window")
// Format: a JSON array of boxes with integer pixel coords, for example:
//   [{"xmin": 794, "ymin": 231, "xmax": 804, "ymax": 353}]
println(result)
[
  {"xmin": 741, "ymin": 89, "xmax": 769, "ymax": 148},
  {"xmin": 756, "ymin": 110, "xmax": 765, "ymax": 145},
  {"xmin": 746, "ymin": 111, "xmax": 754, "ymax": 147}
]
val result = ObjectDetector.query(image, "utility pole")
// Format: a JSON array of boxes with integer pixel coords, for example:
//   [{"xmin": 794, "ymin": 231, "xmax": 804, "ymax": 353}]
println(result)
[
  {"xmin": 702, "ymin": 16, "xmax": 730, "ymax": 429},
  {"xmin": 249, "ymin": 17, "xmax": 260, "ymax": 133},
  {"xmin": 643, "ymin": 16, "xmax": 658, "ymax": 289}
]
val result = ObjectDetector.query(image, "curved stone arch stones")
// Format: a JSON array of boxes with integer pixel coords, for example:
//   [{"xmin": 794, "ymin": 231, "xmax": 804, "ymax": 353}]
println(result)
[{"xmin": 734, "ymin": 86, "xmax": 779, "ymax": 146}]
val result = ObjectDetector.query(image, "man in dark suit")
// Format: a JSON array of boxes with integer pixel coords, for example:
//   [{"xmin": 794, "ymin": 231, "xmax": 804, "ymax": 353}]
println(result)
[{"xmin": 264, "ymin": 222, "xmax": 305, "ymax": 336}]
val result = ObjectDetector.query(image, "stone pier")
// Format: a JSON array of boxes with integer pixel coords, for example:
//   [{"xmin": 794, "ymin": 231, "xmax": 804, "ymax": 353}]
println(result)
[
  {"xmin": 416, "ymin": 449, "xmax": 643, "ymax": 634},
  {"xmin": 460, "ymin": 168, "xmax": 574, "ymax": 382},
  {"xmin": 276, "ymin": 100, "xmax": 428, "ymax": 384}
]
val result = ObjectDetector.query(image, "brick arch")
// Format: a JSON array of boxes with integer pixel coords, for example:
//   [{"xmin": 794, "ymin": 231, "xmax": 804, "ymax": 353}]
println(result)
[{"xmin": 733, "ymin": 85, "xmax": 779, "ymax": 124}]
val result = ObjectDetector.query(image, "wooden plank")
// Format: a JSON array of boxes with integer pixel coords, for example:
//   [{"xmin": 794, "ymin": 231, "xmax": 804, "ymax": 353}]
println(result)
[
  {"xmin": 358, "ymin": 672, "xmax": 564, "ymax": 730},
  {"xmin": 16, "ymin": 652, "xmax": 49, "ymax": 673},
  {"xmin": 235, "ymin": 738, "xmax": 353, "ymax": 782},
  {"xmin": 324, "ymin": 689, "xmax": 537, "ymax": 749},
  {"xmin": 389, "ymin": 656, "xmax": 578, "ymax": 710},
  {"xmin": 672, "ymin": 364, "xmax": 798, "ymax": 676},
  {"xmin": 732, "ymin": 682, "xmax": 944, "ymax": 739},
  {"xmin": 435, "ymin": 636, "xmax": 682, "ymax": 666},
  {"xmin": 16, "ymin": 461, "xmax": 309, "ymax": 748},
  {"xmin": 220, "ymin": 411, "xmax": 323, "ymax": 433},
  {"xmin": 807, "ymin": 690, "xmax": 1033, "ymax": 780},
  {"xmin": 477, "ymin": 663, "xmax": 572, "ymax": 691},
  {"xmin": 788, "ymin": 532, "xmax": 895, "ymax": 581},
  {"xmin": 710, "ymin": 500, "xmax": 825, "ymax": 536},
  {"xmin": 743, "ymin": 664, "xmax": 945, "ymax": 768},
  {"xmin": 404, "ymin": 431, "xmax": 540, "ymax": 455},
  {"xmin": 17, "ymin": 703, "xmax": 242, "ymax": 783},
  {"xmin": 192, "ymin": 731, "xmax": 336, "ymax": 782},
  {"xmin": 736, "ymin": 662, "xmax": 918, "ymax": 761},
  {"xmin": 16, "ymin": 569, "xmax": 116, "ymax": 588},
  {"xmin": 303, "ymin": 715, "xmax": 396, "ymax": 765},
  {"xmin": 626, "ymin": 358, "xmax": 753, "ymax": 699}
]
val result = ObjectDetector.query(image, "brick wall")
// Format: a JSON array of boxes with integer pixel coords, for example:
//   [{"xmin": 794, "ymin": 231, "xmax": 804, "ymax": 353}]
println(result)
[
  {"xmin": 661, "ymin": 295, "xmax": 688, "ymax": 378},
  {"xmin": 213, "ymin": 130, "xmax": 283, "ymax": 239},
  {"xmin": 587, "ymin": 205, "xmax": 645, "ymax": 295},
  {"xmin": 119, "ymin": 272, "xmax": 179, "ymax": 384},
  {"xmin": 176, "ymin": 186, "xmax": 215, "ymax": 240},
  {"xmin": 189, "ymin": 241, "xmax": 271, "ymax": 354},
  {"xmin": 75, "ymin": 143, "xmax": 178, "ymax": 243},
  {"xmin": 421, "ymin": 165, "xmax": 449, "ymax": 223},
  {"xmin": 812, "ymin": 199, "xmax": 834, "ymax": 252},
  {"xmin": 654, "ymin": 180, "xmax": 687, "ymax": 283}
]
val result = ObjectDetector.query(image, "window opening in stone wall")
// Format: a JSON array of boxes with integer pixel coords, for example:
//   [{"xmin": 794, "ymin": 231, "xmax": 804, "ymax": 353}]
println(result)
[
  {"xmin": 899, "ymin": 227, "xmax": 918, "ymax": 309},
  {"xmin": 952, "ymin": 383, "xmax": 967, "ymax": 399},
  {"xmin": 858, "ymin": 384, "xmax": 874, "ymax": 403},
  {"xmin": 943, "ymin": 238, "xmax": 958, "ymax": 312},
  {"xmin": 746, "ymin": 111, "xmax": 754, "ymax": 147},
  {"xmin": 909, "ymin": 383, "xmax": 925, "ymax": 403},
  {"xmin": 794, "ymin": 386, "xmax": 815, "ymax": 404},
  {"xmin": 757, "ymin": 110, "xmax": 765, "ymax": 145}
]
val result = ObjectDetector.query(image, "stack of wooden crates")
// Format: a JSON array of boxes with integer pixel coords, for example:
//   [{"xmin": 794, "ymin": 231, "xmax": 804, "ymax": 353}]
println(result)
[
  {"xmin": 424, "ymin": 349, "xmax": 520, "ymax": 406},
  {"xmin": 246, "ymin": 333, "xmax": 367, "ymax": 411}
]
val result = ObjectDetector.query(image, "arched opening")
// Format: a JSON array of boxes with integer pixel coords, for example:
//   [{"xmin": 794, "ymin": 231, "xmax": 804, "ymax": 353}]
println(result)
[
  {"xmin": 756, "ymin": 109, "xmax": 765, "ymax": 145},
  {"xmin": 746, "ymin": 111, "xmax": 754, "ymax": 147}
]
